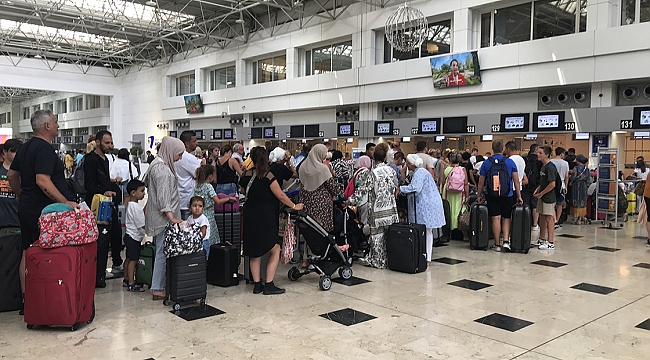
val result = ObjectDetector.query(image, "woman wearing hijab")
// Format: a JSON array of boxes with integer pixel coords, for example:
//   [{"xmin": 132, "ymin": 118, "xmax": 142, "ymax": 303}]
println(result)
[
  {"xmin": 348, "ymin": 155, "xmax": 372, "ymax": 226},
  {"xmin": 269, "ymin": 147, "xmax": 296, "ymax": 184},
  {"xmin": 142, "ymin": 136, "xmax": 185, "ymax": 301},
  {"xmin": 298, "ymin": 144, "xmax": 343, "ymax": 232},
  {"xmin": 359, "ymin": 143, "xmax": 399, "ymax": 268},
  {"xmin": 399, "ymin": 154, "xmax": 447, "ymax": 263},
  {"xmin": 569, "ymin": 155, "xmax": 590, "ymax": 225},
  {"xmin": 330, "ymin": 150, "xmax": 353, "ymax": 185}
]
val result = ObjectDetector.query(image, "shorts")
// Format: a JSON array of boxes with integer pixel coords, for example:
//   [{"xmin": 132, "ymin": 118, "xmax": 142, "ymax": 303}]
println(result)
[
  {"xmin": 19, "ymin": 208, "xmax": 41, "ymax": 250},
  {"xmin": 555, "ymin": 195, "xmax": 566, "ymax": 209},
  {"xmin": 539, "ymin": 202, "xmax": 557, "ymax": 216},
  {"xmin": 522, "ymin": 190, "xmax": 538, "ymax": 209},
  {"xmin": 124, "ymin": 234, "xmax": 142, "ymax": 261},
  {"xmin": 485, "ymin": 195, "xmax": 516, "ymax": 219}
]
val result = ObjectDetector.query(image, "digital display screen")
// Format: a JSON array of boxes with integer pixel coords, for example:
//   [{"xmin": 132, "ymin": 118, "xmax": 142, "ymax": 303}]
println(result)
[
  {"xmin": 212, "ymin": 129, "xmax": 222, "ymax": 139},
  {"xmin": 338, "ymin": 123, "xmax": 353, "ymax": 137},
  {"xmin": 442, "ymin": 116, "xmax": 468, "ymax": 134},
  {"xmin": 640, "ymin": 110, "xmax": 650, "ymax": 125},
  {"xmin": 533, "ymin": 112, "xmax": 565, "ymax": 131},
  {"xmin": 482, "ymin": 135, "xmax": 493, "ymax": 141},
  {"xmin": 251, "ymin": 127, "xmax": 262, "ymax": 139},
  {"xmin": 418, "ymin": 118, "xmax": 440, "ymax": 134},
  {"xmin": 290, "ymin": 125, "xmax": 304, "ymax": 138},
  {"xmin": 263, "ymin": 127, "xmax": 275, "ymax": 139},
  {"xmin": 435, "ymin": 135, "xmax": 445, "ymax": 142},
  {"xmin": 305, "ymin": 124, "xmax": 320, "ymax": 137},
  {"xmin": 499, "ymin": 113, "xmax": 530, "ymax": 132},
  {"xmin": 168, "ymin": 131, "xmax": 178, "ymax": 138},
  {"xmin": 634, "ymin": 132, "xmax": 650, "ymax": 138},
  {"xmin": 194, "ymin": 130, "xmax": 203, "ymax": 139},
  {"xmin": 525, "ymin": 134, "xmax": 538, "ymax": 140},
  {"xmin": 223, "ymin": 129, "xmax": 233, "ymax": 139},
  {"xmin": 575, "ymin": 133, "xmax": 589, "ymax": 140},
  {"xmin": 374, "ymin": 121, "xmax": 393, "ymax": 136}
]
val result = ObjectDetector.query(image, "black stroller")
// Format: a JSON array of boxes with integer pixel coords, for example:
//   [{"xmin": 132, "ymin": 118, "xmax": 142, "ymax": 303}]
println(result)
[{"xmin": 285, "ymin": 208, "xmax": 353, "ymax": 291}]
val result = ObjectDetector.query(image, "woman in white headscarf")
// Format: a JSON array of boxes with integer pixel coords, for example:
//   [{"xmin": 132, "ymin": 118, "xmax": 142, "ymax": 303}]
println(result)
[
  {"xmin": 298, "ymin": 144, "xmax": 343, "ymax": 233},
  {"xmin": 398, "ymin": 154, "xmax": 446, "ymax": 263},
  {"xmin": 143, "ymin": 136, "xmax": 185, "ymax": 301},
  {"xmin": 269, "ymin": 147, "xmax": 296, "ymax": 184}
]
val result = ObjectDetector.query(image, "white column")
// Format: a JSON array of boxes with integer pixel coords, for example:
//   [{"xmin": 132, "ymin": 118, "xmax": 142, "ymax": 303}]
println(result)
[
  {"xmin": 235, "ymin": 59, "xmax": 247, "ymax": 87},
  {"xmin": 285, "ymin": 47, "xmax": 299, "ymax": 79},
  {"xmin": 588, "ymin": 0, "xmax": 619, "ymax": 31},
  {"xmin": 452, "ymin": 8, "xmax": 473, "ymax": 52}
]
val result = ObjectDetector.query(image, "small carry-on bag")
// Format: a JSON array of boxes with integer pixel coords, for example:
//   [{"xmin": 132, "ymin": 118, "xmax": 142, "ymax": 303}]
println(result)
[
  {"xmin": 36, "ymin": 208, "xmax": 98, "ymax": 248},
  {"xmin": 510, "ymin": 205, "xmax": 531, "ymax": 253},
  {"xmin": 386, "ymin": 193, "xmax": 427, "ymax": 274},
  {"xmin": 469, "ymin": 203, "xmax": 489, "ymax": 250},
  {"xmin": 0, "ymin": 228, "xmax": 23, "ymax": 312},
  {"xmin": 163, "ymin": 222, "xmax": 203, "ymax": 259},
  {"xmin": 164, "ymin": 250, "xmax": 207, "ymax": 310},
  {"xmin": 24, "ymin": 241, "xmax": 97, "ymax": 331},
  {"xmin": 135, "ymin": 242, "xmax": 155, "ymax": 287},
  {"xmin": 207, "ymin": 244, "xmax": 239, "ymax": 287}
]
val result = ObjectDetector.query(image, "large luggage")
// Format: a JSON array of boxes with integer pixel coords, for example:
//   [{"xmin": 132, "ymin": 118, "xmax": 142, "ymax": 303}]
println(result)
[
  {"xmin": 135, "ymin": 242, "xmax": 155, "ymax": 287},
  {"xmin": 469, "ymin": 203, "xmax": 489, "ymax": 250},
  {"xmin": 0, "ymin": 228, "xmax": 22, "ymax": 312},
  {"xmin": 386, "ymin": 222, "xmax": 427, "ymax": 274},
  {"xmin": 164, "ymin": 251, "xmax": 207, "ymax": 310},
  {"xmin": 510, "ymin": 205, "xmax": 531, "ymax": 253},
  {"xmin": 24, "ymin": 241, "xmax": 96, "ymax": 331},
  {"xmin": 441, "ymin": 199, "xmax": 451, "ymax": 241},
  {"xmin": 214, "ymin": 201, "xmax": 241, "ymax": 247},
  {"xmin": 207, "ymin": 244, "xmax": 239, "ymax": 287}
]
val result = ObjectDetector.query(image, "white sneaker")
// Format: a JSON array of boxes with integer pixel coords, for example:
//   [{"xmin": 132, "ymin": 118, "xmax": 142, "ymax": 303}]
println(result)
[
  {"xmin": 538, "ymin": 241, "xmax": 555, "ymax": 250},
  {"xmin": 490, "ymin": 244, "xmax": 501, "ymax": 252},
  {"xmin": 112, "ymin": 264, "xmax": 124, "ymax": 272},
  {"xmin": 532, "ymin": 225, "xmax": 540, "ymax": 231},
  {"xmin": 105, "ymin": 271, "xmax": 115, "ymax": 279},
  {"xmin": 502, "ymin": 241, "xmax": 511, "ymax": 252},
  {"xmin": 531, "ymin": 238, "xmax": 545, "ymax": 246}
]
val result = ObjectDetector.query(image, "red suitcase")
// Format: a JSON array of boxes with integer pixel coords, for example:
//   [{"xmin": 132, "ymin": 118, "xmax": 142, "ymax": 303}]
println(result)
[{"xmin": 24, "ymin": 241, "xmax": 97, "ymax": 331}]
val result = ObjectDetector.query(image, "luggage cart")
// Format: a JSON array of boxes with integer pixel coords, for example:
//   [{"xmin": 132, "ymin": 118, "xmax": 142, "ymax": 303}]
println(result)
[{"xmin": 595, "ymin": 147, "xmax": 625, "ymax": 228}]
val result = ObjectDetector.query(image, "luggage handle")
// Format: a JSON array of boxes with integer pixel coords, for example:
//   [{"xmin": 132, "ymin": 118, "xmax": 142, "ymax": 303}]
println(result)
[{"xmin": 221, "ymin": 198, "xmax": 237, "ymax": 244}]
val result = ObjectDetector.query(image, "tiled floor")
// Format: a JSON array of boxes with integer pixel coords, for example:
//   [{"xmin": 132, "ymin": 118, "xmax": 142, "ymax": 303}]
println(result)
[{"xmin": 3, "ymin": 221, "xmax": 650, "ymax": 359}]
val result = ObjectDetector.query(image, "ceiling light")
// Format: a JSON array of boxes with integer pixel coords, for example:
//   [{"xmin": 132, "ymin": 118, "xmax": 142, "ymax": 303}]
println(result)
[
  {"xmin": 103, "ymin": 63, "xmax": 110, "ymax": 67},
  {"xmin": 156, "ymin": 45, "xmax": 163, "ymax": 49},
  {"xmin": 145, "ymin": 0, "xmax": 156, "ymax": 6},
  {"xmin": 192, "ymin": 34, "xmax": 200, "ymax": 38},
  {"xmin": 33, "ymin": 54, "xmax": 41, "ymax": 59}
]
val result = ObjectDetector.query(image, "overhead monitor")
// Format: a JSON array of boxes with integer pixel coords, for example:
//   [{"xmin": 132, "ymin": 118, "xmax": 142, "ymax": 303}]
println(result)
[
  {"xmin": 532, "ymin": 111, "xmax": 565, "ymax": 131},
  {"xmin": 290, "ymin": 125, "xmax": 304, "ymax": 138},
  {"xmin": 442, "ymin": 116, "xmax": 468, "ymax": 134},
  {"xmin": 305, "ymin": 124, "xmax": 320, "ymax": 137},
  {"xmin": 168, "ymin": 130, "xmax": 178, "ymax": 138},
  {"xmin": 418, "ymin": 118, "xmax": 441, "ymax": 134},
  {"xmin": 194, "ymin": 130, "xmax": 204, "ymax": 139},
  {"xmin": 212, "ymin": 129, "xmax": 222, "ymax": 140},
  {"xmin": 251, "ymin": 127, "xmax": 263, "ymax": 139},
  {"xmin": 337, "ymin": 123, "xmax": 354, "ymax": 137},
  {"xmin": 183, "ymin": 94, "xmax": 204, "ymax": 114},
  {"xmin": 223, "ymin": 129, "xmax": 234, "ymax": 140},
  {"xmin": 374, "ymin": 120, "xmax": 394, "ymax": 136},
  {"xmin": 633, "ymin": 106, "xmax": 650, "ymax": 128},
  {"xmin": 499, "ymin": 113, "xmax": 530, "ymax": 132},
  {"xmin": 263, "ymin": 127, "xmax": 275, "ymax": 139}
]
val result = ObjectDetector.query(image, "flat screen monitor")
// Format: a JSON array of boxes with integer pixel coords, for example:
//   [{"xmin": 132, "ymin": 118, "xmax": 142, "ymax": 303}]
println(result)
[
  {"xmin": 183, "ymin": 94, "xmax": 204, "ymax": 114},
  {"xmin": 263, "ymin": 127, "xmax": 275, "ymax": 139},
  {"xmin": 223, "ymin": 129, "xmax": 234, "ymax": 140},
  {"xmin": 212, "ymin": 129, "xmax": 222, "ymax": 140},
  {"xmin": 168, "ymin": 130, "xmax": 178, "ymax": 138},
  {"xmin": 305, "ymin": 124, "xmax": 320, "ymax": 138},
  {"xmin": 443, "ymin": 116, "xmax": 468, "ymax": 134},
  {"xmin": 500, "ymin": 113, "xmax": 530, "ymax": 132},
  {"xmin": 435, "ymin": 135, "xmax": 445, "ymax": 142},
  {"xmin": 418, "ymin": 118, "xmax": 440, "ymax": 134},
  {"xmin": 374, "ymin": 120, "xmax": 393, "ymax": 136},
  {"xmin": 251, "ymin": 127, "xmax": 262, "ymax": 139},
  {"xmin": 430, "ymin": 51, "xmax": 481, "ymax": 89},
  {"xmin": 337, "ymin": 123, "xmax": 354, "ymax": 137},
  {"xmin": 633, "ymin": 106, "xmax": 650, "ymax": 127},
  {"xmin": 290, "ymin": 125, "xmax": 304, "ymax": 138},
  {"xmin": 533, "ymin": 112, "xmax": 565, "ymax": 131},
  {"xmin": 194, "ymin": 130, "xmax": 203, "ymax": 139},
  {"xmin": 575, "ymin": 133, "xmax": 589, "ymax": 140}
]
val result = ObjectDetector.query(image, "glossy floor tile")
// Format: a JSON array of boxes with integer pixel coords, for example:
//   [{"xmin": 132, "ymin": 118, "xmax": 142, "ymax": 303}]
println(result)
[
  {"xmin": 3, "ymin": 220, "xmax": 650, "ymax": 359},
  {"xmin": 570, "ymin": 282, "xmax": 618, "ymax": 295},
  {"xmin": 171, "ymin": 304, "xmax": 225, "ymax": 321}
]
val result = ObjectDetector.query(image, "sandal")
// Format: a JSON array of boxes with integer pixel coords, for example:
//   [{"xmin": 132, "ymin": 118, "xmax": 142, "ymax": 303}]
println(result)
[
  {"xmin": 127, "ymin": 284, "xmax": 145, "ymax": 292},
  {"xmin": 122, "ymin": 279, "xmax": 129, "ymax": 287}
]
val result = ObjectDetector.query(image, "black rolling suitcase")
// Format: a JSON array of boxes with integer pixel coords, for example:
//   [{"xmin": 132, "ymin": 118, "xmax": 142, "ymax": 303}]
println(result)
[
  {"xmin": 441, "ymin": 199, "xmax": 451, "ymax": 242},
  {"xmin": 215, "ymin": 201, "xmax": 241, "ymax": 247},
  {"xmin": 207, "ymin": 244, "xmax": 239, "ymax": 287},
  {"xmin": 470, "ymin": 203, "xmax": 489, "ymax": 250},
  {"xmin": 0, "ymin": 228, "xmax": 22, "ymax": 312},
  {"xmin": 386, "ymin": 194, "xmax": 427, "ymax": 274},
  {"xmin": 510, "ymin": 205, "xmax": 531, "ymax": 253},
  {"xmin": 165, "ymin": 251, "xmax": 207, "ymax": 310}
]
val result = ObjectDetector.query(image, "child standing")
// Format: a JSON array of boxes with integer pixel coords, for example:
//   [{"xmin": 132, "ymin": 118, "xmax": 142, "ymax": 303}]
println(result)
[
  {"xmin": 187, "ymin": 196, "xmax": 211, "ymax": 258},
  {"xmin": 194, "ymin": 165, "xmax": 238, "ymax": 250},
  {"xmin": 123, "ymin": 180, "xmax": 146, "ymax": 292}
]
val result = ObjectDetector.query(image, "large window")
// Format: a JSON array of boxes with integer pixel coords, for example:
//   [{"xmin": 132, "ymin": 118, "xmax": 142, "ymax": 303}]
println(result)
[
  {"xmin": 56, "ymin": 99, "xmax": 67, "ymax": 114},
  {"xmin": 384, "ymin": 20, "xmax": 451, "ymax": 63},
  {"xmin": 0, "ymin": 112, "xmax": 9, "ymax": 125},
  {"xmin": 86, "ymin": 95, "xmax": 101, "ymax": 110},
  {"xmin": 209, "ymin": 65, "xmax": 236, "ymax": 90},
  {"xmin": 71, "ymin": 96, "xmax": 83, "ymax": 112},
  {"xmin": 254, "ymin": 56, "xmax": 286, "ymax": 84},
  {"xmin": 622, "ymin": 0, "xmax": 650, "ymax": 24},
  {"xmin": 481, "ymin": 0, "xmax": 586, "ymax": 47},
  {"xmin": 43, "ymin": 102, "xmax": 53, "ymax": 112},
  {"xmin": 21, "ymin": 107, "xmax": 29, "ymax": 119},
  {"xmin": 175, "ymin": 73, "xmax": 196, "ymax": 95},
  {"xmin": 306, "ymin": 40, "xmax": 352, "ymax": 75}
]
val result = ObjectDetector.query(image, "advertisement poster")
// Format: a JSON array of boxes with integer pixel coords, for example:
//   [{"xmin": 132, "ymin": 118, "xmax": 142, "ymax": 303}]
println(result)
[
  {"xmin": 592, "ymin": 135, "xmax": 609, "ymax": 154},
  {"xmin": 430, "ymin": 51, "xmax": 481, "ymax": 89}
]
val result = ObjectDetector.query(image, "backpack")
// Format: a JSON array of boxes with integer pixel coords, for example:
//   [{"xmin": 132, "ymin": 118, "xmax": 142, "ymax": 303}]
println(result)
[
  {"xmin": 485, "ymin": 156, "xmax": 512, "ymax": 197},
  {"xmin": 71, "ymin": 155, "xmax": 86, "ymax": 196},
  {"xmin": 446, "ymin": 166, "xmax": 465, "ymax": 193},
  {"xmin": 524, "ymin": 155, "xmax": 541, "ymax": 191},
  {"xmin": 344, "ymin": 168, "xmax": 366, "ymax": 199}
]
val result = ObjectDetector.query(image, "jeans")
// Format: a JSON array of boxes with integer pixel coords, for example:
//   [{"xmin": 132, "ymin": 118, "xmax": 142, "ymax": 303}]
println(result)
[
  {"xmin": 180, "ymin": 209, "xmax": 192, "ymax": 220},
  {"xmin": 203, "ymin": 240, "xmax": 210, "ymax": 260},
  {"xmin": 215, "ymin": 183, "xmax": 237, "ymax": 195},
  {"xmin": 151, "ymin": 231, "xmax": 166, "ymax": 291}
]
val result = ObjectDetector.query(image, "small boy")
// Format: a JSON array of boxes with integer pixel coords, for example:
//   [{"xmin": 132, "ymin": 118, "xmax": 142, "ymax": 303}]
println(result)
[
  {"xmin": 187, "ymin": 196, "xmax": 210, "ymax": 259},
  {"xmin": 123, "ymin": 180, "xmax": 146, "ymax": 292}
]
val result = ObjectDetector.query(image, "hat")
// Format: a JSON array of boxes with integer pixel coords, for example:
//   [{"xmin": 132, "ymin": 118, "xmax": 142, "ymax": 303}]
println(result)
[{"xmin": 576, "ymin": 155, "xmax": 588, "ymax": 164}]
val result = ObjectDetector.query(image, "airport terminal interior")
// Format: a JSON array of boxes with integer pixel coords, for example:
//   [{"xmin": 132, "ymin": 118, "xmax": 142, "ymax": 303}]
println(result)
[{"xmin": 2, "ymin": 0, "xmax": 650, "ymax": 358}]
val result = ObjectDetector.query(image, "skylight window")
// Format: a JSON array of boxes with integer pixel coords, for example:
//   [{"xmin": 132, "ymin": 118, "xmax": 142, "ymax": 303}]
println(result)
[{"xmin": 0, "ymin": 19, "xmax": 129, "ymax": 49}]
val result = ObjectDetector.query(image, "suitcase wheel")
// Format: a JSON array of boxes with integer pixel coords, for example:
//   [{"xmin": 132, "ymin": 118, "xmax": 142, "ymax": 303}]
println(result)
[
  {"xmin": 26, "ymin": 324, "xmax": 34, "ymax": 330},
  {"xmin": 200, "ymin": 298, "xmax": 206, "ymax": 306},
  {"xmin": 524, "ymin": 249, "xmax": 529, "ymax": 254},
  {"xmin": 88, "ymin": 301, "xmax": 96, "ymax": 324},
  {"xmin": 319, "ymin": 276, "xmax": 332, "ymax": 291},
  {"xmin": 163, "ymin": 299, "xmax": 170, "ymax": 306},
  {"xmin": 173, "ymin": 303, "xmax": 181, "ymax": 311},
  {"xmin": 70, "ymin": 322, "xmax": 81, "ymax": 332},
  {"xmin": 470, "ymin": 245, "xmax": 474, "ymax": 250}
]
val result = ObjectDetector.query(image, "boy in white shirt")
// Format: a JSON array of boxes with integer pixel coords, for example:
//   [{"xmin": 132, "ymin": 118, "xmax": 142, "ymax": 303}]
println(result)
[
  {"xmin": 187, "ymin": 196, "xmax": 210, "ymax": 259},
  {"xmin": 123, "ymin": 180, "xmax": 146, "ymax": 292}
]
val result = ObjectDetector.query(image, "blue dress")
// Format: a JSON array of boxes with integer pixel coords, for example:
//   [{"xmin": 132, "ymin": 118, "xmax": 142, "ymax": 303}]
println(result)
[{"xmin": 399, "ymin": 167, "xmax": 446, "ymax": 229}]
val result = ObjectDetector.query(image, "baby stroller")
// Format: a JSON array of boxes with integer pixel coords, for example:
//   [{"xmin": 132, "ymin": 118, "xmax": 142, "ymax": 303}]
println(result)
[
  {"xmin": 333, "ymin": 200, "xmax": 364, "ymax": 259},
  {"xmin": 286, "ymin": 208, "xmax": 353, "ymax": 291}
]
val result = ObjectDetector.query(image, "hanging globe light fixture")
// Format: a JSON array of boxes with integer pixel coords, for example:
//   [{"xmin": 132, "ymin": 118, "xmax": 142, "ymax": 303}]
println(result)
[{"xmin": 384, "ymin": 2, "xmax": 428, "ymax": 52}]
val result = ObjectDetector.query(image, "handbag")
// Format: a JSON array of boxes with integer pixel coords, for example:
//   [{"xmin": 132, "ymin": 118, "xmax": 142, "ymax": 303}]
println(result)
[
  {"xmin": 457, "ymin": 204, "xmax": 470, "ymax": 232},
  {"xmin": 162, "ymin": 221, "xmax": 204, "ymax": 258},
  {"xmin": 36, "ymin": 208, "xmax": 98, "ymax": 248},
  {"xmin": 634, "ymin": 180, "xmax": 645, "ymax": 196},
  {"xmin": 281, "ymin": 213, "xmax": 296, "ymax": 264}
]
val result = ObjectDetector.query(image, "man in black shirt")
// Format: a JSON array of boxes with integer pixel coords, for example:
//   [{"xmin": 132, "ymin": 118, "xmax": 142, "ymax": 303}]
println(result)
[
  {"xmin": 146, "ymin": 150, "xmax": 154, "ymax": 164},
  {"xmin": 1, "ymin": 139, "xmax": 22, "ymax": 228},
  {"xmin": 8, "ymin": 110, "xmax": 78, "ymax": 313}
]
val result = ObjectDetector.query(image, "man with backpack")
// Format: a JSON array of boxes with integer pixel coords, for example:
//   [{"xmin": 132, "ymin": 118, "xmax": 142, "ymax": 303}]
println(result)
[
  {"xmin": 522, "ymin": 144, "xmax": 542, "ymax": 230},
  {"xmin": 476, "ymin": 140, "xmax": 523, "ymax": 252},
  {"xmin": 533, "ymin": 146, "xmax": 558, "ymax": 250}
]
